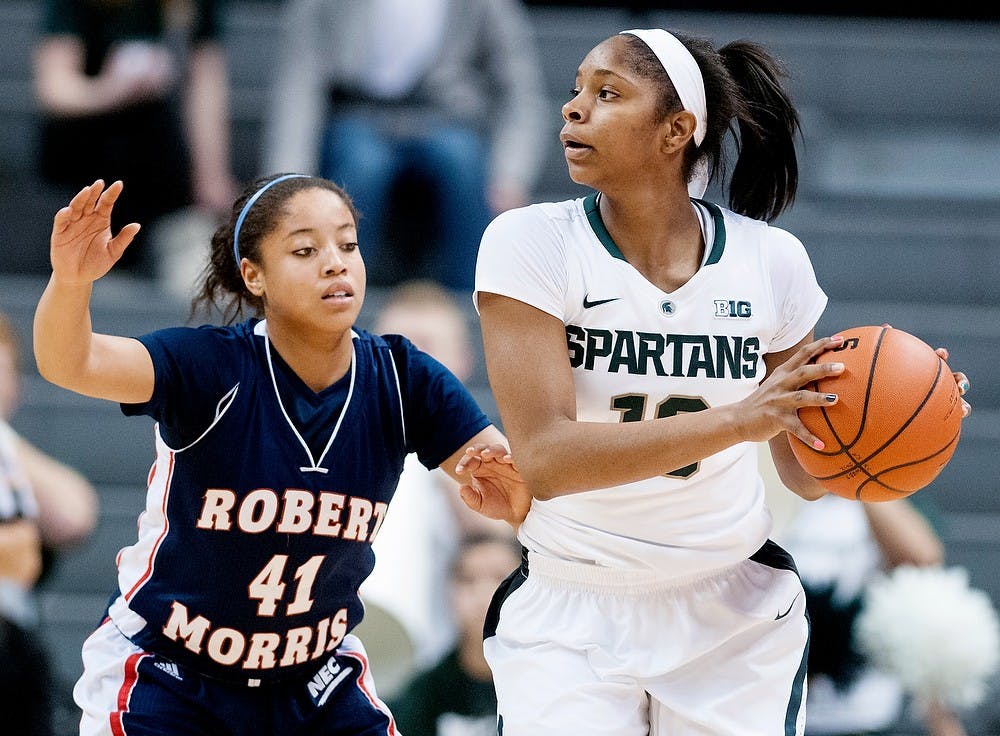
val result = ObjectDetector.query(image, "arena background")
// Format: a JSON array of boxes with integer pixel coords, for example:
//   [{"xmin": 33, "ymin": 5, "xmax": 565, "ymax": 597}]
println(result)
[{"xmin": 0, "ymin": 2, "xmax": 997, "ymax": 733}]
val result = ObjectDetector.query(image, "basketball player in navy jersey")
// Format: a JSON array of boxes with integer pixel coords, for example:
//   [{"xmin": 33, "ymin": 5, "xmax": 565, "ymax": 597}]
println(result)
[
  {"xmin": 474, "ymin": 28, "xmax": 972, "ymax": 736},
  {"xmin": 34, "ymin": 174, "xmax": 530, "ymax": 735}
]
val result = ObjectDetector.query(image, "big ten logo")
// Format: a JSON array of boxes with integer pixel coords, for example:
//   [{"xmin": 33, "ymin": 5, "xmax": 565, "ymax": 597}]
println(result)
[
  {"xmin": 713, "ymin": 300, "xmax": 752, "ymax": 318},
  {"xmin": 831, "ymin": 337, "xmax": 860, "ymax": 352}
]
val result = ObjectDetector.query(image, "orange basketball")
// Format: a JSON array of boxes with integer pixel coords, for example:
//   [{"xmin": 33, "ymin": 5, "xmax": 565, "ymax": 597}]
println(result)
[{"xmin": 789, "ymin": 325, "xmax": 963, "ymax": 502}]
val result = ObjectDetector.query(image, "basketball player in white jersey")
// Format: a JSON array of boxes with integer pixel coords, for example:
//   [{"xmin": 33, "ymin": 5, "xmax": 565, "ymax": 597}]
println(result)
[{"xmin": 475, "ymin": 28, "xmax": 969, "ymax": 736}]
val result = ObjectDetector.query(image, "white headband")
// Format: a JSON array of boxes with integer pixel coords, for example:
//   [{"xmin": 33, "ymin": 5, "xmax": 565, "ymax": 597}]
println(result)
[
  {"xmin": 621, "ymin": 29, "xmax": 709, "ymax": 197},
  {"xmin": 620, "ymin": 29, "xmax": 706, "ymax": 147}
]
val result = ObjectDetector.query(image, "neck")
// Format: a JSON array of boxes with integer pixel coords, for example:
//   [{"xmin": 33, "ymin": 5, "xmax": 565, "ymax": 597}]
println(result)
[
  {"xmin": 263, "ymin": 318, "xmax": 354, "ymax": 392},
  {"xmin": 598, "ymin": 185, "xmax": 704, "ymax": 290}
]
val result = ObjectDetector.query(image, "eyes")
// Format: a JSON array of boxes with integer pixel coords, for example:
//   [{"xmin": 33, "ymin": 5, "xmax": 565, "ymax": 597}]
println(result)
[
  {"xmin": 291, "ymin": 241, "xmax": 358, "ymax": 257},
  {"xmin": 568, "ymin": 86, "xmax": 619, "ymax": 101}
]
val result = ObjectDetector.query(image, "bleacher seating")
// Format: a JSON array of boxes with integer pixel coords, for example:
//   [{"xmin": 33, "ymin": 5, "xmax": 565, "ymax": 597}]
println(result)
[{"xmin": 1, "ymin": 3, "xmax": 999, "ymax": 733}]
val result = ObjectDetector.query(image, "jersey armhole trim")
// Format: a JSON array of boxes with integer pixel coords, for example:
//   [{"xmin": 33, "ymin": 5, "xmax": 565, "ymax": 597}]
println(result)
[
  {"xmin": 386, "ymin": 346, "xmax": 407, "ymax": 449},
  {"xmin": 158, "ymin": 383, "xmax": 241, "ymax": 454}
]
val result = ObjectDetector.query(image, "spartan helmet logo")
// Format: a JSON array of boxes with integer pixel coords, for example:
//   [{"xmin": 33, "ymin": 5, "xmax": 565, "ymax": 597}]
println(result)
[{"xmin": 660, "ymin": 300, "xmax": 676, "ymax": 317}]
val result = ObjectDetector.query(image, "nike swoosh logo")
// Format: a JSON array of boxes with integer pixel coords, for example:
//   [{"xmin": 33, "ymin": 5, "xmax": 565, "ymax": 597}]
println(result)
[
  {"xmin": 582, "ymin": 295, "xmax": 621, "ymax": 309},
  {"xmin": 775, "ymin": 592, "xmax": 801, "ymax": 620}
]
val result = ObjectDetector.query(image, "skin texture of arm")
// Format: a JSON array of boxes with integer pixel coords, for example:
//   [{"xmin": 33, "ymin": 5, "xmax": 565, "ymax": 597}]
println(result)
[
  {"xmin": 184, "ymin": 42, "xmax": 237, "ymax": 213},
  {"xmin": 765, "ymin": 335, "xmax": 831, "ymax": 501},
  {"xmin": 34, "ymin": 36, "xmax": 174, "ymax": 116},
  {"xmin": 862, "ymin": 499, "xmax": 944, "ymax": 569},
  {"xmin": 442, "ymin": 425, "xmax": 530, "ymax": 530},
  {"xmin": 478, "ymin": 292, "xmax": 842, "ymax": 501},
  {"xmin": 16, "ymin": 434, "xmax": 98, "ymax": 550},
  {"xmin": 34, "ymin": 181, "xmax": 154, "ymax": 404},
  {"xmin": 34, "ymin": 37, "xmax": 99, "ymax": 116},
  {"xmin": 0, "ymin": 519, "xmax": 42, "ymax": 587}
]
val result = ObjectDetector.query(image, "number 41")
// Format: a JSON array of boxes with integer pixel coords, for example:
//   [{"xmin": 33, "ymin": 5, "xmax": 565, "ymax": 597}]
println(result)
[{"xmin": 248, "ymin": 555, "xmax": 325, "ymax": 617}]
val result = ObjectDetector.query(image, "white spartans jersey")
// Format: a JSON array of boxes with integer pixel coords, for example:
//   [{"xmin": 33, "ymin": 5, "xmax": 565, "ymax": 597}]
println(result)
[{"xmin": 475, "ymin": 193, "xmax": 827, "ymax": 576}]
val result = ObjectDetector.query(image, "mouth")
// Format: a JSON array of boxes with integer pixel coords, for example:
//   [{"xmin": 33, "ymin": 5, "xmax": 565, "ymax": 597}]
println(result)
[
  {"xmin": 322, "ymin": 284, "xmax": 354, "ymax": 301},
  {"xmin": 560, "ymin": 133, "xmax": 592, "ymax": 159}
]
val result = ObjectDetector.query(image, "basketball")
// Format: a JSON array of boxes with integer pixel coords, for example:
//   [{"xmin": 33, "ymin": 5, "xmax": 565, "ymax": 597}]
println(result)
[{"xmin": 789, "ymin": 325, "xmax": 963, "ymax": 502}]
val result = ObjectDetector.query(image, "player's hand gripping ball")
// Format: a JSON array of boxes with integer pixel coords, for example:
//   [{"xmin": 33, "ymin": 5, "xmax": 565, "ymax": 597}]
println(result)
[{"xmin": 789, "ymin": 325, "xmax": 963, "ymax": 501}]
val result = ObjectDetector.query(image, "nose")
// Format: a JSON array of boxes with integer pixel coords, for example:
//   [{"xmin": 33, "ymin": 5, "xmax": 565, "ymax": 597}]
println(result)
[
  {"xmin": 562, "ymin": 96, "xmax": 584, "ymax": 123},
  {"xmin": 322, "ymin": 244, "xmax": 347, "ymax": 275}
]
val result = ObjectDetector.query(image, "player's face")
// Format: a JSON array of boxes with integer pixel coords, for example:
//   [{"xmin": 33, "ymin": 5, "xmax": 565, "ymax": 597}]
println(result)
[
  {"xmin": 560, "ymin": 35, "xmax": 668, "ymax": 191},
  {"xmin": 251, "ymin": 188, "xmax": 365, "ymax": 334}
]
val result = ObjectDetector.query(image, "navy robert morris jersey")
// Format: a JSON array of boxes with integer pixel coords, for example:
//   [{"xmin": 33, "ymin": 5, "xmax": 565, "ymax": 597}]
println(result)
[{"xmin": 107, "ymin": 319, "xmax": 489, "ymax": 683}]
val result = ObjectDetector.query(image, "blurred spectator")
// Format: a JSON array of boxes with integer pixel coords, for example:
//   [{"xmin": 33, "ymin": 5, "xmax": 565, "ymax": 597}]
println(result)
[
  {"xmin": 263, "ymin": 0, "xmax": 547, "ymax": 291},
  {"xmin": 765, "ymin": 447, "xmax": 969, "ymax": 736},
  {"xmin": 387, "ymin": 532, "xmax": 521, "ymax": 736},
  {"xmin": 0, "ymin": 313, "xmax": 98, "ymax": 736},
  {"xmin": 361, "ymin": 280, "xmax": 510, "ymax": 674},
  {"xmin": 32, "ymin": 0, "xmax": 238, "ymax": 283}
]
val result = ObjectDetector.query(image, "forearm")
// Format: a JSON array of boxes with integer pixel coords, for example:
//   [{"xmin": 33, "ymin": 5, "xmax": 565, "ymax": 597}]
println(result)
[
  {"xmin": 768, "ymin": 434, "xmax": 828, "ymax": 501},
  {"xmin": 512, "ymin": 404, "xmax": 745, "ymax": 500},
  {"xmin": 33, "ymin": 276, "xmax": 96, "ymax": 389},
  {"xmin": 35, "ymin": 38, "xmax": 113, "ymax": 116},
  {"xmin": 18, "ymin": 436, "xmax": 98, "ymax": 549},
  {"xmin": 36, "ymin": 73, "xmax": 108, "ymax": 116},
  {"xmin": 864, "ymin": 500, "xmax": 944, "ymax": 567},
  {"xmin": 185, "ymin": 45, "xmax": 232, "ymax": 189},
  {"xmin": 0, "ymin": 520, "xmax": 43, "ymax": 587}
]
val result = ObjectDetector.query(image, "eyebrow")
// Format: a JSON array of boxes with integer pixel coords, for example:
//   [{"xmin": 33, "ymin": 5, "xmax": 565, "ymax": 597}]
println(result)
[
  {"xmin": 285, "ymin": 222, "xmax": 356, "ymax": 238},
  {"xmin": 575, "ymin": 67, "xmax": 627, "ymax": 82}
]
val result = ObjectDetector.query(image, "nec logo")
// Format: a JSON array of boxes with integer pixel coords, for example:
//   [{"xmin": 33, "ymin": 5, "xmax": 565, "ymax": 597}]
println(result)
[{"xmin": 714, "ymin": 300, "xmax": 752, "ymax": 318}]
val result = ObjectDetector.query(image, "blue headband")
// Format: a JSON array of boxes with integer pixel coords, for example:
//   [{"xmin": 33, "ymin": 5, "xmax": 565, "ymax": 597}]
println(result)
[{"xmin": 232, "ymin": 174, "xmax": 310, "ymax": 269}]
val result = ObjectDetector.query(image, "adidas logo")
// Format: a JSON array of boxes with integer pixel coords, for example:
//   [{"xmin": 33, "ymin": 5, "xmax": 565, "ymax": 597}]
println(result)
[{"xmin": 154, "ymin": 660, "xmax": 183, "ymax": 681}]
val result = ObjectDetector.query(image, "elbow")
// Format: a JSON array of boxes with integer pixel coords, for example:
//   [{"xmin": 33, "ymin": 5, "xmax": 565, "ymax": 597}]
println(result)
[
  {"xmin": 907, "ymin": 538, "xmax": 946, "ymax": 568},
  {"xmin": 40, "ymin": 480, "xmax": 99, "ymax": 549},
  {"xmin": 34, "ymin": 354, "xmax": 67, "ymax": 390},
  {"xmin": 528, "ymin": 480, "xmax": 559, "ymax": 502},
  {"xmin": 72, "ymin": 482, "xmax": 100, "ymax": 541},
  {"xmin": 796, "ymin": 484, "xmax": 829, "ymax": 502},
  {"xmin": 774, "ymin": 464, "xmax": 827, "ymax": 502},
  {"xmin": 516, "ymin": 449, "xmax": 564, "ymax": 502},
  {"xmin": 33, "ymin": 338, "xmax": 80, "ymax": 392},
  {"xmin": 34, "ymin": 355, "xmax": 56, "ymax": 384},
  {"xmin": 507, "ymin": 419, "xmax": 581, "ymax": 501},
  {"xmin": 520, "ymin": 465, "xmax": 559, "ymax": 502}
]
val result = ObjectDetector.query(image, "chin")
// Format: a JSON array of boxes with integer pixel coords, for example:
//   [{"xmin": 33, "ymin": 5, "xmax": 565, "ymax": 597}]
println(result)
[{"xmin": 565, "ymin": 165, "xmax": 594, "ymax": 189}]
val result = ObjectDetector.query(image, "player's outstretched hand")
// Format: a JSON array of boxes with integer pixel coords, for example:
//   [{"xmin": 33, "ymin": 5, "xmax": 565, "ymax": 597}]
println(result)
[
  {"xmin": 50, "ymin": 179, "xmax": 141, "ymax": 284},
  {"xmin": 456, "ymin": 444, "xmax": 531, "ymax": 529}
]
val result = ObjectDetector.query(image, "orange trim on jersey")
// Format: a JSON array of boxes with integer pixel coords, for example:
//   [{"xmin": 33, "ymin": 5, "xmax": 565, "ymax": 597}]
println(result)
[
  {"xmin": 110, "ymin": 652, "xmax": 147, "ymax": 736},
  {"xmin": 124, "ymin": 451, "xmax": 175, "ymax": 600}
]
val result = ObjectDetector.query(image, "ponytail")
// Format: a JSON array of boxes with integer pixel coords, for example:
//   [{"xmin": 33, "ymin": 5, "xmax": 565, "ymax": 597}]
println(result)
[
  {"xmin": 719, "ymin": 41, "xmax": 800, "ymax": 222},
  {"xmin": 620, "ymin": 31, "xmax": 801, "ymax": 222}
]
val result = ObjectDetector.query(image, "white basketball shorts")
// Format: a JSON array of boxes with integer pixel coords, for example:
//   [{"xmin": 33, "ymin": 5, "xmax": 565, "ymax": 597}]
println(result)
[{"xmin": 483, "ymin": 540, "xmax": 809, "ymax": 736}]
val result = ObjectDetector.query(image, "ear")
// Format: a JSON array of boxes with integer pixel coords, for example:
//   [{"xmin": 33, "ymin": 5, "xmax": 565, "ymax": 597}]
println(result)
[
  {"xmin": 241, "ymin": 258, "xmax": 265, "ymax": 297},
  {"xmin": 661, "ymin": 109, "xmax": 698, "ymax": 154}
]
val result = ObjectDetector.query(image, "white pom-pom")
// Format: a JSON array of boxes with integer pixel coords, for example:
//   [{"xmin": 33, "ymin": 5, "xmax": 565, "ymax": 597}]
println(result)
[{"xmin": 854, "ymin": 565, "xmax": 1000, "ymax": 709}]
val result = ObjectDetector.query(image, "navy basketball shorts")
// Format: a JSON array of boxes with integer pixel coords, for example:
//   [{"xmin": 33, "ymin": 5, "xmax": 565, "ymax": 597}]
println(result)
[
  {"xmin": 74, "ymin": 620, "xmax": 398, "ymax": 736},
  {"xmin": 484, "ymin": 540, "xmax": 810, "ymax": 736}
]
